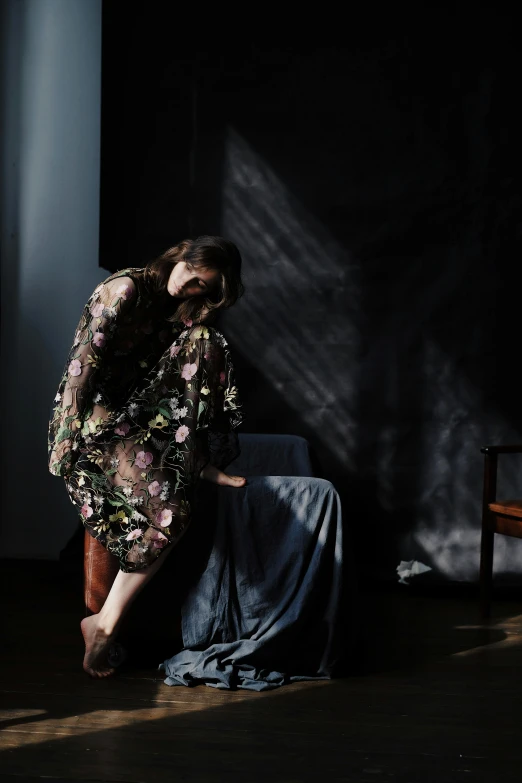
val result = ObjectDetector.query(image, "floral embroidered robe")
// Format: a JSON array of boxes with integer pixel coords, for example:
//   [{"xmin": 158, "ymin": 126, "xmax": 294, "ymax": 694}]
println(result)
[{"xmin": 47, "ymin": 267, "xmax": 243, "ymax": 572}]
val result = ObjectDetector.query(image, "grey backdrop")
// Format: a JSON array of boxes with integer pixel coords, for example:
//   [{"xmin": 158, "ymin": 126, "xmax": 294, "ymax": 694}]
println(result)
[{"xmin": 3, "ymin": 4, "xmax": 520, "ymax": 584}]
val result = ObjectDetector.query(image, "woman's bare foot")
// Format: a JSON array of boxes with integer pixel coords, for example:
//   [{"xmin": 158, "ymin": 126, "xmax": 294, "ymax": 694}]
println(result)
[
  {"xmin": 80, "ymin": 614, "xmax": 116, "ymax": 678},
  {"xmin": 199, "ymin": 463, "xmax": 247, "ymax": 487}
]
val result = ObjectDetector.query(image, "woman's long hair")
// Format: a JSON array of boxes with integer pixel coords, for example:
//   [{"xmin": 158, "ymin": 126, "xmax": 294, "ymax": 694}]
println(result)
[{"xmin": 143, "ymin": 235, "xmax": 245, "ymax": 325}]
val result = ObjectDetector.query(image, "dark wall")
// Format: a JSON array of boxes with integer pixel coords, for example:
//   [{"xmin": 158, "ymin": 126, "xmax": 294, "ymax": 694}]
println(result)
[{"xmin": 99, "ymin": 9, "xmax": 522, "ymax": 582}]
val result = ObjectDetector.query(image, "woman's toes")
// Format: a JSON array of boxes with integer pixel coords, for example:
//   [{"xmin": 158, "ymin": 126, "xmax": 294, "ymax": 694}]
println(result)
[{"xmin": 84, "ymin": 664, "xmax": 115, "ymax": 679}]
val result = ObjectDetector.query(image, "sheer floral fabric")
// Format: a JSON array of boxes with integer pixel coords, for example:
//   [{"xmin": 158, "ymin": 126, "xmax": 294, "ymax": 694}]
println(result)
[{"xmin": 48, "ymin": 267, "xmax": 243, "ymax": 572}]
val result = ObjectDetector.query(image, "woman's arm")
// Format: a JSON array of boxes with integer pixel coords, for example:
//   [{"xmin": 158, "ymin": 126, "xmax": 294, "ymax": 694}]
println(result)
[
  {"xmin": 193, "ymin": 329, "xmax": 244, "ymax": 478},
  {"xmin": 48, "ymin": 276, "xmax": 137, "ymax": 477}
]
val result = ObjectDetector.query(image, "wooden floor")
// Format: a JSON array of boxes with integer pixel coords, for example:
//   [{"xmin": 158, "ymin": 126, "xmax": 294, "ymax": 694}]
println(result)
[{"xmin": 1, "ymin": 560, "xmax": 522, "ymax": 783}]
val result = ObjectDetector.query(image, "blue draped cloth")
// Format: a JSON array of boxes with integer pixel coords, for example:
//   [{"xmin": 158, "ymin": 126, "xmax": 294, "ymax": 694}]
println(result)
[{"xmin": 158, "ymin": 435, "xmax": 348, "ymax": 691}]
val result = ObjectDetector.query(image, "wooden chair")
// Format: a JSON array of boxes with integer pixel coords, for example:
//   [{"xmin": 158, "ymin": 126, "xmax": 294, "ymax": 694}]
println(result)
[{"xmin": 480, "ymin": 444, "xmax": 522, "ymax": 617}]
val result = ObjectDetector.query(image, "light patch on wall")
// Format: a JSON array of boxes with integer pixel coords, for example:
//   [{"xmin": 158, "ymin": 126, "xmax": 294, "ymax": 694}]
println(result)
[{"xmin": 218, "ymin": 127, "xmax": 362, "ymax": 472}]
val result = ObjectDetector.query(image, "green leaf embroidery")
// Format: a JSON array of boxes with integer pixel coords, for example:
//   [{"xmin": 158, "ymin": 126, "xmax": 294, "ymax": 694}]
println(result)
[{"xmin": 56, "ymin": 427, "xmax": 72, "ymax": 444}]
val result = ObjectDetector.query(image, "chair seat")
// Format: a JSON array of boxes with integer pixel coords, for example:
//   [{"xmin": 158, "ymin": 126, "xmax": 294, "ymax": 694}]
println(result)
[{"xmin": 489, "ymin": 499, "xmax": 522, "ymax": 518}]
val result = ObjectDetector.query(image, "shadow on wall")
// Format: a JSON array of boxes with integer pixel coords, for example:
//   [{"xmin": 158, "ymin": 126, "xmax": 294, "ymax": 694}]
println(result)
[
  {"xmin": 188, "ymin": 33, "xmax": 522, "ymax": 583},
  {"xmin": 96, "ymin": 19, "xmax": 522, "ymax": 582},
  {"xmin": 212, "ymin": 127, "xmax": 522, "ymax": 584}
]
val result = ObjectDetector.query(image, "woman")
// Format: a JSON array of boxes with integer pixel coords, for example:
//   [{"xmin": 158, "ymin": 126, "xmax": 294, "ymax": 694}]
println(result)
[{"xmin": 48, "ymin": 235, "xmax": 247, "ymax": 678}]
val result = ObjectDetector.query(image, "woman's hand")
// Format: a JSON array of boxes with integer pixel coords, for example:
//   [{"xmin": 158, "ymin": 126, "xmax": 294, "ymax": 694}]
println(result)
[{"xmin": 199, "ymin": 462, "xmax": 247, "ymax": 487}]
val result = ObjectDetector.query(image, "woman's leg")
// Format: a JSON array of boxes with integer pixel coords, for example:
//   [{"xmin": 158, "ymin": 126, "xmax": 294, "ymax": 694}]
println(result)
[
  {"xmin": 80, "ymin": 466, "xmax": 246, "ymax": 678},
  {"xmin": 81, "ymin": 545, "xmax": 174, "ymax": 678}
]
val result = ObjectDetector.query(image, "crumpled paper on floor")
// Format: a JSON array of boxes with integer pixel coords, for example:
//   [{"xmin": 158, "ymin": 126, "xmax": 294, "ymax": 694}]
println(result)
[{"xmin": 396, "ymin": 559, "xmax": 432, "ymax": 584}]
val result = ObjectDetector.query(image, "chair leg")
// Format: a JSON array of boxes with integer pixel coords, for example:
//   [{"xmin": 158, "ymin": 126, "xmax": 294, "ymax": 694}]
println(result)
[
  {"xmin": 479, "ymin": 450, "xmax": 497, "ymax": 620},
  {"xmin": 479, "ymin": 525, "xmax": 494, "ymax": 619},
  {"xmin": 83, "ymin": 530, "xmax": 119, "ymax": 616}
]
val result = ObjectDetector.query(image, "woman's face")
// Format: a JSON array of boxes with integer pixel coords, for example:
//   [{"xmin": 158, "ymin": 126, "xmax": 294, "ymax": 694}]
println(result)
[{"xmin": 167, "ymin": 260, "xmax": 220, "ymax": 299}]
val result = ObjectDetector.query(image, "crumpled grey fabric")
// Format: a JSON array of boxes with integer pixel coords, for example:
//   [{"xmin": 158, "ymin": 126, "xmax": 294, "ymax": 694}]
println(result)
[{"xmin": 158, "ymin": 435, "xmax": 346, "ymax": 691}]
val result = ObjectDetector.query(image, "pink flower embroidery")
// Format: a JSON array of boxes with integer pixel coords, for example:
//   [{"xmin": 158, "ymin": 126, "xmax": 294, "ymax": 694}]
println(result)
[
  {"xmin": 148, "ymin": 480, "xmax": 161, "ymax": 497},
  {"xmin": 157, "ymin": 508, "xmax": 172, "ymax": 527},
  {"xmin": 175, "ymin": 424, "xmax": 190, "ymax": 443},
  {"xmin": 114, "ymin": 421, "xmax": 130, "ymax": 437},
  {"xmin": 219, "ymin": 371, "xmax": 226, "ymax": 385},
  {"xmin": 69, "ymin": 359, "xmax": 82, "ymax": 377},
  {"xmin": 135, "ymin": 451, "xmax": 153, "ymax": 469},
  {"xmin": 92, "ymin": 331, "xmax": 106, "ymax": 348},
  {"xmin": 170, "ymin": 344, "xmax": 181, "ymax": 358},
  {"xmin": 90, "ymin": 302, "xmax": 104, "ymax": 318},
  {"xmin": 126, "ymin": 528, "xmax": 143, "ymax": 541},
  {"xmin": 80, "ymin": 503, "xmax": 93, "ymax": 519},
  {"xmin": 116, "ymin": 284, "xmax": 131, "ymax": 300},
  {"xmin": 181, "ymin": 362, "xmax": 197, "ymax": 381},
  {"xmin": 182, "ymin": 318, "xmax": 193, "ymax": 327},
  {"xmin": 150, "ymin": 530, "xmax": 168, "ymax": 548}
]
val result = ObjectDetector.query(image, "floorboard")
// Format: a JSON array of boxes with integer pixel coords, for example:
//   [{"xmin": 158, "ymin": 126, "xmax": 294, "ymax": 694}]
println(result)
[{"xmin": 1, "ymin": 559, "xmax": 522, "ymax": 782}]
